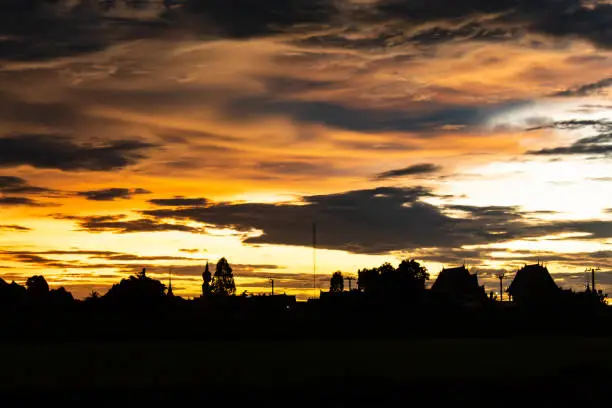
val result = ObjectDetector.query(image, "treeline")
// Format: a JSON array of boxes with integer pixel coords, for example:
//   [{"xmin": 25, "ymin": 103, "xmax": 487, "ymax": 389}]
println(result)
[
  {"xmin": 0, "ymin": 257, "xmax": 238, "ymax": 310},
  {"xmin": 1, "ymin": 257, "xmax": 611, "ymax": 342}
]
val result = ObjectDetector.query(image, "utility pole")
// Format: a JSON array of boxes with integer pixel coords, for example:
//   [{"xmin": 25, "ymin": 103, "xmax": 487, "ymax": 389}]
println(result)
[
  {"xmin": 586, "ymin": 267, "xmax": 601, "ymax": 294},
  {"xmin": 496, "ymin": 270, "xmax": 506, "ymax": 302},
  {"xmin": 592, "ymin": 267, "xmax": 600, "ymax": 293},
  {"xmin": 269, "ymin": 277, "xmax": 275, "ymax": 296},
  {"xmin": 346, "ymin": 276, "xmax": 355, "ymax": 291}
]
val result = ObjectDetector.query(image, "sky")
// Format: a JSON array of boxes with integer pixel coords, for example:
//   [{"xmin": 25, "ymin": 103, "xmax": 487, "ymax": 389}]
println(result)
[{"xmin": 2, "ymin": 0, "xmax": 612, "ymax": 300}]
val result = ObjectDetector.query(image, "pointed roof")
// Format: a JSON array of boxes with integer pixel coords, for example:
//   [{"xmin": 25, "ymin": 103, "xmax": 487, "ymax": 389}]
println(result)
[
  {"xmin": 507, "ymin": 263, "xmax": 558, "ymax": 301},
  {"xmin": 167, "ymin": 269, "xmax": 174, "ymax": 297},
  {"xmin": 431, "ymin": 265, "xmax": 482, "ymax": 294},
  {"xmin": 202, "ymin": 261, "xmax": 211, "ymax": 282}
]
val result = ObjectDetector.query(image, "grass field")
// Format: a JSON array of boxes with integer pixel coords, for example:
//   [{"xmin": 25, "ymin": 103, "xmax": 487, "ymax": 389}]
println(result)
[{"xmin": 1, "ymin": 338, "xmax": 610, "ymax": 390}]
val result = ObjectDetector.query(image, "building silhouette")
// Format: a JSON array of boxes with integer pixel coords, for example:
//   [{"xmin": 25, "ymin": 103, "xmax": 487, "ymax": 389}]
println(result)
[
  {"xmin": 430, "ymin": 265, "xmax": 486, "ymax": 306},
  {"xmin": 507, "ymin": 263, "xmax": 559, "ymax": 305}
]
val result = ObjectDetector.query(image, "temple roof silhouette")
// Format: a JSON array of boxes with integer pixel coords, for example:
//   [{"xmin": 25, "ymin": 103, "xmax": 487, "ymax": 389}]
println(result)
[
  {"xmin": 431, "ymin": 265, "xmax": 484, "ymax": 296},
  {"xmin": 507, "ymin": 263, "xmax": 559, "ymax": 302}
]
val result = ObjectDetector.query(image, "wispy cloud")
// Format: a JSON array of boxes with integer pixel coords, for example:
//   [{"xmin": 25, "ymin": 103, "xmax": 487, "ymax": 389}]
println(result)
[{"xmin": 375, "ymin": 163, "xmax": 442, "ymax": 180}]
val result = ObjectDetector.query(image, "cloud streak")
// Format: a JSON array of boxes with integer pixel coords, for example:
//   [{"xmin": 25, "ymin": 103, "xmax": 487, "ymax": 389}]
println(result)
[
  {"xmin": 376, "ymin": 163, "xmax": 442, "ymax": 180},
  {"xmin": 149, "ymin": 197, "xmax": 208, "ymax": 206},
  {"xmin": 77, "ymin": 188, "xmax": 151, "ymax": 201},
  {"xmin": 55, "ymin": 214, "xmax": 204, "ymax": 234},
  {"xmin": 0, "ymin": 224, "xmax": 30, "ymax": 231},
  {"xmin": 0, "ymin": 135, "xmax": 155, "ymax": 171}
]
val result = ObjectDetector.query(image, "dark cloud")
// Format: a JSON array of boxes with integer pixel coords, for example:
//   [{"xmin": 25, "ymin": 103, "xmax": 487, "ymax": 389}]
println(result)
[
  {"xmin": 149, "ymin": 197, "xmax": 208, "ymax": 207},
  {"xmin": 411, "ymin": 248, "xmax": 486, "ymax": 265},
  {"xmin": 227, "ymin": 98, "xmax": 526, "ymax": 133},
  {"xmin": 291, "ymin": 0, "xmax": 612, "ymax": 52},
  {"xmin": 89, "ymin": 254, "xmax": 206, "ymax": 262},
  {"xmin": 139, "ymin": 185, "xmax": 612, "ymax": 255},
  {"xmin": 377, "ymin": 0, "xmax": 612, "ymax": 49},
  {"xmin": 165, "ymin": 0, "xmax": 338, "ymax": 38},
  {"xmin": 142, "ymin": 186, "xmax": 528, "ymax": 254},
  {"xmin": 552, "ymin": 77, "xmax": 612, "ymax": 97},
  {"xmin": 0, "ymin": 248, "xmax": 201, "ymax": 262},
  {"xmin": 527, "ymin": 3, "xmax": 612, "ymax": 49},
  {"xmin": 77, "ymin": 188, "xmax": 151, "ymax": 201},
  {"xmin": 527, "ymin": 119, "xmax": 612, "ymax": 156},
  {"xmin": 0, "ymin": 135, "xmax": 155, "ymax": 171},
  {"xmin": 527, "ymin": 119, "xmax": 612, "ymax": 132},
  {"xmin": 528, "ymin": 140, "xmax": 612, "ymax": 156},
  {"xmin": 0, "ymin": 0, "xmax": 168, "ymax": 62},
  {"xmin": 0, "ymin": 250, "xmax": 120, "ymax": 269},
  {"xmin": 0, "ymin": 224, "xmax": 31, "ymax": 231},
  {"xmin": 376, "ymin": 0, "xmax": 523, "ymax": 23},
  {"xmin": 0, "ymin": 175, "xmax": 52, "ymax": 194},
  {"xmin": 446, "ymin": 204, "xmax": 525, "ymax": 222},
  {"xmin": 0, "ymin": 196, "xmax": 51, "ymax": 207},
  {"xmin": 4, "ymin": 0, "xmax": 612, "ymax": 67},
  {"xmin": 528, "ymin": 133, "xmax": 612, "ymax": 156},
  {"xmin": 407, "ymin": 22, "xmax": 519, "ymax": 45},
  {"xmin": 376, "ymin": 163, "xmax": 442, "ymax": 180},
  {"xmin": 56, "ymin": 214, "xmax": 203, "ymax": 234}
]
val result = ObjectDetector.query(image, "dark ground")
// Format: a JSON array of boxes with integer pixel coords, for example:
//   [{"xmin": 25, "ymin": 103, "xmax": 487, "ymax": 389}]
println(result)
[{"xmin": 1, "ymin": 338, "xmax": 610, "ymax": 407}]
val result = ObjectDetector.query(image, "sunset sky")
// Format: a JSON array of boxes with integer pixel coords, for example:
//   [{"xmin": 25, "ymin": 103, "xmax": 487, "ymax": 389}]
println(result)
[{"xmin": 2, "ymin": 0, "xmax": 612, "ymax": 299}]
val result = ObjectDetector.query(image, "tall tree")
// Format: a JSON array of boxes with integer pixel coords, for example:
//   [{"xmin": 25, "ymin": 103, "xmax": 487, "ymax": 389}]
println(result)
[
  {"xmin": 378, "ymin": 262, "xmax": 396, "ymax": 277},
  {"xmin": 211, "ymin": 258, "xmax": 236, "ymax": 296},
  {"xmin": 397, "ymin": 259, "xmax": 430, "ymax": 290},
  {"xmin": 329, "ymin": 271, "xmax": 344, "ymax": 293},
  {"xmin": 357, "ymin": 267, "xmax": 379, "ymax": 292},
  {"xmin": 26, "ymin": 275, "xmax": 50, "ymax": 302}
]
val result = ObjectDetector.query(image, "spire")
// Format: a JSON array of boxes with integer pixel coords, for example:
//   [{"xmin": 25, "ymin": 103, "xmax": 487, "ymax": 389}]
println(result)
[
  {"xmin": 167, "ymin": 268, "xmax": 174, "ymax": 297},
  {"xmin": 202, "ymin": 262, "xmax": 210, "ymax": 280},
  {"xmin": 202, "ymin": 262, "xmax": 212, "ymax": 297}
]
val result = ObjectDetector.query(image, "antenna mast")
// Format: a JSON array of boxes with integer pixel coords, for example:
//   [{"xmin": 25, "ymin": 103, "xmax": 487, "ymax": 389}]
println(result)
[
  {"xmin": 313, "ymin": 222, "xmax": 317, "ymax": 298},
  {"xmin": 268, "ymin": 277, "xmax": 275, "ymax": 296}
]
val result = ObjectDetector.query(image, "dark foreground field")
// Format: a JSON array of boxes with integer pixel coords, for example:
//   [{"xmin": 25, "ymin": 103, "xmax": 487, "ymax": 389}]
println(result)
[{"xmin": 1, "ymin": 338, "xmax": 611, "ymax": 406}]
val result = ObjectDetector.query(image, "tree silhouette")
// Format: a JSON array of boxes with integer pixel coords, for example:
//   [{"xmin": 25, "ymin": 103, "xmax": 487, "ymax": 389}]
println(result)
[
  {"xmin": 87, "ymin": 290, "xmax": 101, "ymax": 300},
  {"xmin": 330, "ymin": 271, "xmax": 344, "ymax": 292},
  {"xmin": 378, "ymin": 262, "xmax": 395, "ymax": 277},
  {"xmin": 595, "ymin": 289, "xmax": 608, "ymax": 305},
  {"xmin": 397, "ymin": 259, "xmax": 429, "ymax": 290},
  {"xmin": 211, "ymin": 258, "xmax": 236, "ymax": 296},
  {"xmin": 357, "ymin": 259, "xmax": 429, "ymax": 300},
  {"xmin": 25, "ymin": 275, "xmax": 50, "ymax": 302},
  {"xmin": 104, "ymin": 268, "xmax": 166, "ymax": 305},
  {"xmin": 202, "ymin": 262, "xmax": 212, "ymax": 297},
  {"xmin": 49, "ymin": 287, "xmax": 75, "ymax": 307},
  {"xmin": 357, "ymin": 267, "xmax": 379, "ymax": 292},
  {"xmin": 0, "ymin": 278, "xmax": 27, "ymax": 307}
]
